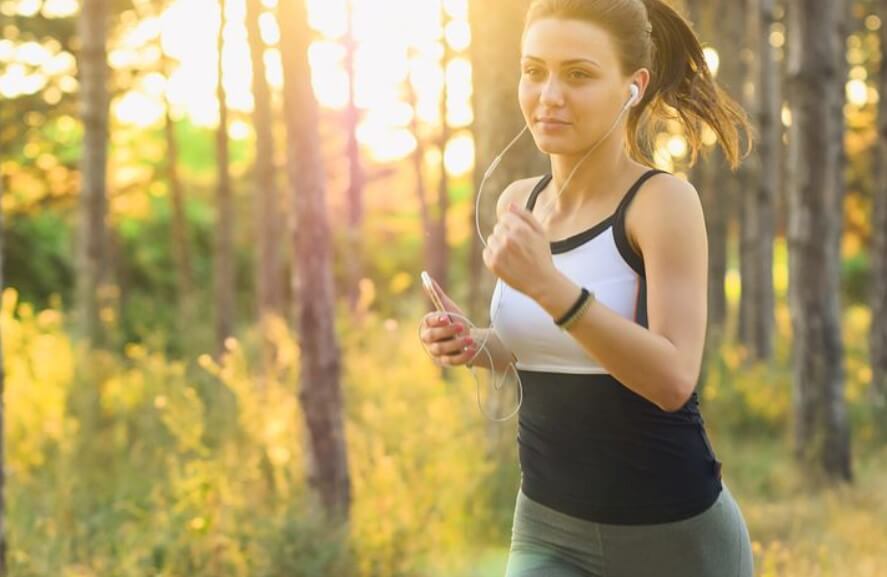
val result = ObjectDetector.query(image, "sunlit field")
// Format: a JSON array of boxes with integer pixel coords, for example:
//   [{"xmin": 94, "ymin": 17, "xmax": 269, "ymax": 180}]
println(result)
[{"xmin": 2, "ymin": 238, "xmax": 886, "ymax": 575}]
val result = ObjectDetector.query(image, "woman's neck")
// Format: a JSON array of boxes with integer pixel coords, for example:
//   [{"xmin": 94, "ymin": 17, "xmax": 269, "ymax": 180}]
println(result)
[{"xmin": 543, "ymin": 135, "xmax": 631, "ymax": 219}]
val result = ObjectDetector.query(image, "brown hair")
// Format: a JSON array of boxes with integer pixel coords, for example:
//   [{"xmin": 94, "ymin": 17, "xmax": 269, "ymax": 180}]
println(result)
[{"xmin": 523, "ymin": 0, "xmax": 754, "ymax": 170}]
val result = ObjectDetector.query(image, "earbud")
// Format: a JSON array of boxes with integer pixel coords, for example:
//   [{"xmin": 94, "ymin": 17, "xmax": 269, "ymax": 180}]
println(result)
[{"xmin": 627, "ymin": 83, "xmax": 640, "ymax": 108}]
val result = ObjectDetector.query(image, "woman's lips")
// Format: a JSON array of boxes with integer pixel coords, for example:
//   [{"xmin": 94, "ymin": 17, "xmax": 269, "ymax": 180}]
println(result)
[{"xmin": 536, "ymin": 118, "xmax": 571, "ymax": 131}]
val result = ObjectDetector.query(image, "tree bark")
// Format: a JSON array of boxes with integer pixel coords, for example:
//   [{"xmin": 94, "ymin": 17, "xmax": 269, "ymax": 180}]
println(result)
[
  {"xmin": 717, "ymin": 0, "xmax": 741, "ymax": 341},
  {"xmin": 870, "ymin": 0, "xmax": 887, "ymax": 437},
  {"xmin": 76, "ymin": 0, "xmax": 110, "ymax": 346},
  {"xmin": 246, "ymin": 0, "xmax": 283, "ymax": 380},
  {"xmin": 161, "ymin": 58, "xmax": 195, "ymax": 333},
  {"xmin": 692, "ymin": 0, "xmax": 732, "ymax": 341},
  {"xmin": 785, "ymin": 0, "xmax": 852, "ymax": 482},
  {"xmin": 214, "ymin": 0, "xmax": 236, "ymax": 357},
  {"xmin": 343, "ymin": 0, "xmax": 366, "ymax": 316},
  {"xmin": 278, "ymin": 0, "xmax": 351, "ymax": 521},
  {"xmin": 740, "ymin": 0, "xmax": 778, "ymax": 362}
]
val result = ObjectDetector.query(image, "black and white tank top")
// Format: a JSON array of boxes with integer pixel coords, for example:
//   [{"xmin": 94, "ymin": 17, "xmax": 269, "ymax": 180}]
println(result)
[
  {"xmin": 490, "ymin": 170, "xmax": 656, "ymax": 373},
  {"xmin": 489, "ymin": 168, "xmax": 724, "ymax": 525}
]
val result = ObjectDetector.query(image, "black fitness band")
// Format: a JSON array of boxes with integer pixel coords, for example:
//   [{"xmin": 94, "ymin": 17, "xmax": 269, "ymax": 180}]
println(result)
[{"xmin": 554, "ymin": 287, "xmax": 591, "ymax": 327}]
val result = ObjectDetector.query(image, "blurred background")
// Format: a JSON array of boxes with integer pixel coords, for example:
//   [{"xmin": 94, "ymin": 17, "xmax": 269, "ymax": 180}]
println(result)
[{"xmin": 0, "ymin": 0, "xmax": 886, "ymax": 575}]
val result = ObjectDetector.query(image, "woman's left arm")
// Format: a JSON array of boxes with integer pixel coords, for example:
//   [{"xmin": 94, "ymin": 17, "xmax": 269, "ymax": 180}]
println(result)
[{"xmin": 529, "ymin": 178, "xmax": 709, "ymax": 413}]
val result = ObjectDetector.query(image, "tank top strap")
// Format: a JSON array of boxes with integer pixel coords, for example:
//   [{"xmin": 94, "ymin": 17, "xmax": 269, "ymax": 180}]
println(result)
[
  {"xmin": 612, "ymin": 168, "xmax": 669, "ymax": 278},
  {"xmin": 613, "ymin": 168, "xmax": 669, "ymax": 219},
  {"xmin": 526, "ymin": 169, "xmax": 666, "ymax": 214},
  {"xmin": 525, "ymin": 174, "xmax": 553, "ymax": 211}
]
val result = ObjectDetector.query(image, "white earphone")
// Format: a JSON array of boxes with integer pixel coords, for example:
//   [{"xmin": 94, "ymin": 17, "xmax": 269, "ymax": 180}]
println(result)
[{"xmin": 627, "ymin": 82, "xmax": 640, "ymax": 108}]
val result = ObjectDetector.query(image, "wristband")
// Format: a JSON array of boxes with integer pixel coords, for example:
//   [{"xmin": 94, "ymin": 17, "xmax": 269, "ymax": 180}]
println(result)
[{"xmin": 554, "ymin": 287, "xmax": 595, "ymax": 330}]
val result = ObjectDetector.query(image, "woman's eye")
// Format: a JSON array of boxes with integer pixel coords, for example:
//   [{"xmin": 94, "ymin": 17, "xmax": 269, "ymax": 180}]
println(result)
[
  {"xmin": 569, "ymin": 70, "xmax": 591, "ymax": 80},
  {"xmin": 523, "ymin": 67, "xmax": 543, "ymax": 78}
]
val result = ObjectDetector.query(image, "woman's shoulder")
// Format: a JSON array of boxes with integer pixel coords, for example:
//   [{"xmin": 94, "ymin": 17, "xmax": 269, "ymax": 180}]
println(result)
[
  {"xmin": 627, "ymin": 170, "xmax": 699, "ymax": 219},
  {"xmin": 495, "ymin": 175, "xmax": 548, "ymax": 220},
  {"xmin": 624, "ymin": 170, "xmax": 703, "ymax": 256}
]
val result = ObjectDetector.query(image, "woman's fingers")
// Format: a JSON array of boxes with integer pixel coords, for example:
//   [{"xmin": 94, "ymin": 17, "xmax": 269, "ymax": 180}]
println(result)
[
  {"xmin": 426, "ymin": 330, "xmax": 472, "ymax": 355},
  {"xmin": 420, "ymin": 311, "xmax": 478, "ymax": 366},
  {"xmin": 434, "ymin": 341, "xmax": 478, "ymax": 366},
  {"xmin": 421, "ymin": 314, "xmax": 465, "ymax": 340}
]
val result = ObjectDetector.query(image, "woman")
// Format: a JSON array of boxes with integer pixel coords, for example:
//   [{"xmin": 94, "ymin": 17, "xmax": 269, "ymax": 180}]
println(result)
[{"xmin": 419, "ymin": 0, "xmax": 755, "ymax": 575}]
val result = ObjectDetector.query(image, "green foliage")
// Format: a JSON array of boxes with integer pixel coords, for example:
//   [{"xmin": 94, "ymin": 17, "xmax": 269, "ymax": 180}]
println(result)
[
  {"xmin": 3, "ymin": 211, "xmax": 74, "ymax": 310},
  {"xmin": 2, "ymin": 290, "xmax": 503, "ymax": 576},
  {"xmin": 841, "ymin": 249, "xmax": 870, "ymax": 305}
]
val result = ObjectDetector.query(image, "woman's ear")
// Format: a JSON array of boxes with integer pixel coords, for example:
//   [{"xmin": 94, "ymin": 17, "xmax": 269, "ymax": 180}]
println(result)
[{"xmin": 632, "ymin": 68, "xmax": 651, "ymax": 101}]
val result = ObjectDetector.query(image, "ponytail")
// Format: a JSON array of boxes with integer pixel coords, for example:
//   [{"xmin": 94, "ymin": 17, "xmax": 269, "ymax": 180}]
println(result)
[{"xmin": 633, "ymin": 0, "xmax": 754, "ymax": 170}]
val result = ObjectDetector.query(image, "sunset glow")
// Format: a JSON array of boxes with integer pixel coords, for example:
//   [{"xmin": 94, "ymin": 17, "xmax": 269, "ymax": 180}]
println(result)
[
  {"xmin": 119, "ymin": 0, "xmax": 476, "ymax": 168},
  {"xmin": 0, "ymin": 0, "xmax": 476, "ymax": 170}
]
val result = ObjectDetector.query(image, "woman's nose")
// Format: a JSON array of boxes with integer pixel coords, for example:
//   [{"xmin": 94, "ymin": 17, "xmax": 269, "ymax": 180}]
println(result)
[{"xmin": 539, "ymin": 78, "xmax": 565, "ymax": 107}]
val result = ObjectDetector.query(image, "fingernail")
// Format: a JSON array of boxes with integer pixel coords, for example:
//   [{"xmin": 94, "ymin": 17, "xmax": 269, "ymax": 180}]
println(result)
[
  {"xmin": 455, "ymin": 324, "xmax": 464, "ymax": 333},
  {"xmin": 438, "ymin": 314, "xmax": 447, "ymax": 323}
]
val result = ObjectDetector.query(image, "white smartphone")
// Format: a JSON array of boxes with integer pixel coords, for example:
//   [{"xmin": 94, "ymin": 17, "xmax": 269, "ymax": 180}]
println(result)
[{"xmin": 420, "ymin": 270, "xmax": 450, "ymax": 319}]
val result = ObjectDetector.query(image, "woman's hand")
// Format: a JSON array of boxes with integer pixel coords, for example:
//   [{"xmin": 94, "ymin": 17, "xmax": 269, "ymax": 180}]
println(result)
[
  {"xmin": 482, "ymin": 203, "xmax": 558, "ymax": 300},
  {"xmin": 418, "ymin": 277, "xmax": 478, "ymax": 367}
]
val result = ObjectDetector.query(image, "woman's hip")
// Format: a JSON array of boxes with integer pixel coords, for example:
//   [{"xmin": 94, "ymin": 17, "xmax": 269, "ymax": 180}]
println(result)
[{"xmin": 506, "ymin": 483, "xmax": 754, "ymax": 577}]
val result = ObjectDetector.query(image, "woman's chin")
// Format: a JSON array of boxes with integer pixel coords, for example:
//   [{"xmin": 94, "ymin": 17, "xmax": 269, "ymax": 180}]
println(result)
[{"xmin": 533, "ymin": 135, "xmax": 581, "ymax": 156}]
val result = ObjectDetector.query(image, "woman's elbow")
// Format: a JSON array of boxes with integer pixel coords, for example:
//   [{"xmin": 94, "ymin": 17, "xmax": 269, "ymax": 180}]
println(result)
[{"xmin": 658, "ymin": 378, "xmax": 696, "ymax": 413}]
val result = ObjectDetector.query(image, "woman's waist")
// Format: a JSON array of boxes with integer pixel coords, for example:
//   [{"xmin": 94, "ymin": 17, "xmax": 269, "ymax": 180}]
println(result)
[{"xmin": 517, "ymin": 417, "xmax": 712, "ymax": 466}]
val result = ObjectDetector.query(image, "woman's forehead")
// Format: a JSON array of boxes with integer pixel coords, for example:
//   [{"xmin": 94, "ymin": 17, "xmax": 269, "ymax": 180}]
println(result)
[{"xmin": 522, "ymin": 18, "xmax": 616, "ymax": 67}]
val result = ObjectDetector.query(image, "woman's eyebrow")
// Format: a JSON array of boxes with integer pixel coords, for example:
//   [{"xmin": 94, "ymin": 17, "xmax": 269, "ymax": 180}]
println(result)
[{"xmin": 522, "ymin": 55, "xmax": 602, "ymax": 68}]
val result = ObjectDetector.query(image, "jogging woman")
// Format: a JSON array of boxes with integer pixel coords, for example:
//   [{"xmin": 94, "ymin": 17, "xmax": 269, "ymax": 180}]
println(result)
[{"xmin": 420, "ymin": 1, "xmax": 755, "ymax": 575}]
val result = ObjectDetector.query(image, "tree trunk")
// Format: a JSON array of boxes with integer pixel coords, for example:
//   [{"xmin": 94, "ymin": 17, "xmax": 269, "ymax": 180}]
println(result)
[
  {"xmin": 406, "ymin": 51, "xmax": 433, "ymax": 289},
  {"xmin": 76, "ymin": 0, "xmax": 109, "ymax": 346},
  {"xmin": 246, "ymin": 0, "xmax": 282, "ymax": 380},
  {"xmin": 161, "ymin": 59, "xmax": 195, "ymax": 334},
  {"xmin": 704, "ymin": 0, "xmax": 748, "ymax": 348},
  {"xmin": 693, "ymin": 0, "xmax": 732, "ymax": 341},
  {"xmin": 785, "ymin": 0, "xmax": 852, "ymax": 483},
  {"xmin": 870, "ymin": 0, "xmax": 887, "ymax": 437},
  {"xmin": 278, "ymin": 0, "xmax": 351, "ymax": 521},
  {"xmin": 467, "ymin": 0, "xmax": 546, "ymax": 323},
  {"xmin": 432, "ymin": 3, "xmax": 452, "ymax": 299},
  {"xmin": 215, "ymin": 0, "xmax": 235, "ymax": 357},
  {"xmin": 740, "ymin": 0, "xmax": 778, "ymax": 362},
  {"xmin": 343, "ymin": 0, "xmax": 366, "ymax": 316}
]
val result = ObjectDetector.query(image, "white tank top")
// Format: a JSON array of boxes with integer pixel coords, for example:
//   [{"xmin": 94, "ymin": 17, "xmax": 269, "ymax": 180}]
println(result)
[{"xmin": 489, "ymin": 169, "xmax": 666, "ymax": 374}]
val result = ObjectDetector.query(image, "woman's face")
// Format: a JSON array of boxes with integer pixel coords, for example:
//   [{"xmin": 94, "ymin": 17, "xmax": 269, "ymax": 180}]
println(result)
[{"xmin": 519, "ymin": 18, "xmax": 634, "ymax": 156}]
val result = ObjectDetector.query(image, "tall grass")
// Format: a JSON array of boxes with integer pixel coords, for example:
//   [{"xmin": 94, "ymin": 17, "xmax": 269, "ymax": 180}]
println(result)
[{"xmin": 2, "ymin": 278, "xmax": 885, "ymax": 576}]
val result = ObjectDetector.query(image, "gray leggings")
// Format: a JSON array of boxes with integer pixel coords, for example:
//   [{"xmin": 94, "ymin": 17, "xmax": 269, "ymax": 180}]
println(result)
[{"xmin": 505, "ymin": 483, "xmax": 754, "ymax": 577}]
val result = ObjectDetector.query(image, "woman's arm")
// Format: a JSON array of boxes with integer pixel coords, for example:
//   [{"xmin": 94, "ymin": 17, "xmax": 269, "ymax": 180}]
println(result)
[{"xmin": 529, "ymin": 177, "xmax": 708, "ymax": 412}]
